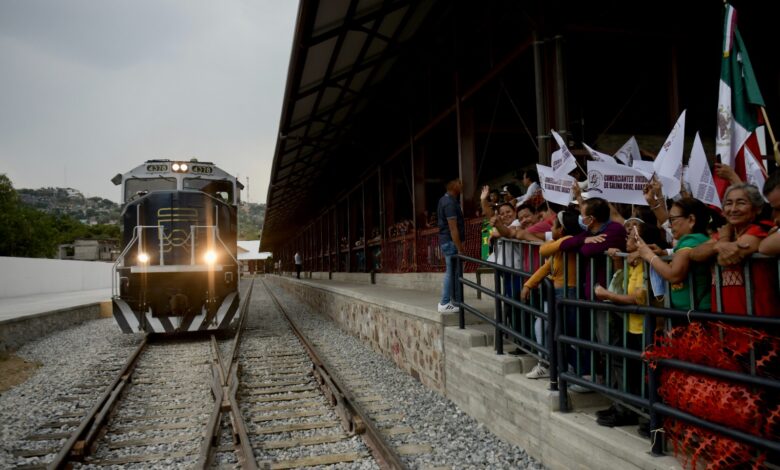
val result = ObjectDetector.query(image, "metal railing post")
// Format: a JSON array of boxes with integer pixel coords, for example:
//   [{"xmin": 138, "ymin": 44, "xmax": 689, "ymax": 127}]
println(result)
[
  {"xmin": 494, "ymin": 267, "xmax": 504, "ymax": 355},
  {"xmin": 645, "ymin": 311, "xmax": 663, "ymax": 455},
  {"xmin": 458, "ymin": 254, "xmax": 465, "ymax": 330},
  {"xmin": 557, "ymin": 301, "xmax": 569, "ymax": 411},
  {"xmin": 545, "ymin": 278, "xmax": 558, "ymax": 391}
]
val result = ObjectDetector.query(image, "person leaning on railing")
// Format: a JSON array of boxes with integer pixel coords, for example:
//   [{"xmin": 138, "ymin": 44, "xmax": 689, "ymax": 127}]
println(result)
[
  {"xmin": 520, "ymin": 210, "xmax": 584, "ymax": 379},
  {"xmin": 593, "ymin": 219, "xmax": 665, "ymax": 429},
  {"xmin": 560, "ymin": 196, "xmax": 628, "ymax": 383},
  {"xmin": 689, "ymin": 183, "xmax": 778, "ymax": 316},
  {"xmin": 636, "ymin": 197, "xmax": 712, "ymax": 312}
]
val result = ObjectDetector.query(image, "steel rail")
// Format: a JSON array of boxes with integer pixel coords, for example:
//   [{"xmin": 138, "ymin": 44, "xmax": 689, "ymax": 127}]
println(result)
[
  {"xmin": 260, "ymin": 280, "xmax": 409, "ymax": 470},
  {"xmin": 48, "ymin": 333, "xmax": 149, "ymax": 470},
  {"xmin": 197, "ymin": 279, "xmax": 257, "ymax": 469}
]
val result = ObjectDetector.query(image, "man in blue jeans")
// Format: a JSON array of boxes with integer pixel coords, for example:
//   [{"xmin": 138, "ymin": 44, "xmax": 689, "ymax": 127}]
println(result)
[{"xmin": 437, "ymin": 179, "xmax": 465, "ymax": 313}]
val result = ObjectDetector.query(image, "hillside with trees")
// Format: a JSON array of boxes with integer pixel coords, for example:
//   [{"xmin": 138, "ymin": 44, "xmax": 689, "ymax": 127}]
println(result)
[
  {"xmin": 17, "ymin": 187, "xmax": 120, "ymax": 225},
  {"xmin": 0, "ymin": 175, "xmax": 120, "ymax": 258},
  {"xmin": 238, "ymin": 202, "xmax": 265, "ymax": 240}
]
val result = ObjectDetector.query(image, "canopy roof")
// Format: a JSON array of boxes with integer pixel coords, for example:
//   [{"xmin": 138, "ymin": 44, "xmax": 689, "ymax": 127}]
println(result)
[{"xmin": 263, "ymin": 0, "xmax": 436, "ymax": 250}]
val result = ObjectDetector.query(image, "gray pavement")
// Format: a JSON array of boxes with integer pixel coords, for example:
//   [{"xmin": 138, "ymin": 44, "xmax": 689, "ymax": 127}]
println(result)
[{"xmin": 0, "ymin": 289, "xmax": 111, "ymax": 323}]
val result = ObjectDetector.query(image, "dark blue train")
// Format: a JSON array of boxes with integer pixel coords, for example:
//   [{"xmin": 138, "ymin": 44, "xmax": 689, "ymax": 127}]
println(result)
[{"xmin": 110, "ymin": 159, "xmax": 243, "ymax": 333}]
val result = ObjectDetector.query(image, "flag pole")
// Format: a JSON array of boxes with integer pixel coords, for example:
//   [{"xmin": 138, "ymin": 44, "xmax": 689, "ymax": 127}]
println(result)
[{"xmin": 760, "ymin": 107, "xmax": 780, "ymax": 165}]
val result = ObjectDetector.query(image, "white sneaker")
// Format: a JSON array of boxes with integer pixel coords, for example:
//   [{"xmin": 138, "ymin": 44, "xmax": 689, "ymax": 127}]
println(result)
[
  {"xmin": 568, "ymin": 374, "xmax": 594, "ymax": 393},
  {"xmin": 525, "ymin": 363, "xmax": 549, "ymax": 379},
  {"xmin": 437, "ymin": 302, "xmax": 457, "ymax": 313}
]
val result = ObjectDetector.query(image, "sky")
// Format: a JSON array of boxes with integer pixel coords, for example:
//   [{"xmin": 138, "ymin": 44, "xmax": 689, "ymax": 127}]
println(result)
[{"xmin": 0, "ymin": 0, "xmax": 299, "ymax": 204}]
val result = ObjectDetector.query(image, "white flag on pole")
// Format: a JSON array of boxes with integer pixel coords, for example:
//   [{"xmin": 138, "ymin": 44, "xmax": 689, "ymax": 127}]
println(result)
[
  {"xmin": 551, "ymin": 130, "xmax": 578, "ymax": 177},
  {"xmin": 653, "ymin": 110, "xmax": 686, "ymax": 197},
  {"xmin": 536, "ymin": 164, "xmax": 575, "ymax": 207},
  {"xmin": 632, "ymin": 159, "xmax": 654, "ymax": 174},
  {"xmin": 583, "ymin": 143, "xmax": 618, "ymax": 165},
  {"xmin": 587, "ymin": 160, "xmax": 651, "ymax": 206},
  {"xmin": 685, "ymin": 132, "xmax": 722, "ymax": 209},
  {"xmin": 615, "ymin": 136, "xmax": 640, "ymax": 166},
  {"xmin": 743, "ymin": 146, "xmax": 767, "ymax": 194}
]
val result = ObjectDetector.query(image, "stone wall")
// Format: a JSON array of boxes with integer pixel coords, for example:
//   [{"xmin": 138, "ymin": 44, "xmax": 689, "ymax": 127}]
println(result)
[
  {"xmin": 269, "ymin": 277, "xmax": 446, "ymax": 392},
  {"xmin": 0, "ymin": 304, "xmax": 101, "ymax": 353}
]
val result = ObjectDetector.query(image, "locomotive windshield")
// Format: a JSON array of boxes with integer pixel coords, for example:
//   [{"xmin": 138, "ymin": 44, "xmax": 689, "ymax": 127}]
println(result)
[
  {"xmin": 125, "ymin": 177, "xmax": 176, "ymax": 201},
  {"xmin": 184, "ymin": 177, "xmax": 235, "ymax": 204}
]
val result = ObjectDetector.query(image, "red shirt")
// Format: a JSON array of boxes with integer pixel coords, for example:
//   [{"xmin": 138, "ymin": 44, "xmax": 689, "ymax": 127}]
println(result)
[{"xmin": 711, "ymin": 223, "xmax": 777, "ymax": 316}]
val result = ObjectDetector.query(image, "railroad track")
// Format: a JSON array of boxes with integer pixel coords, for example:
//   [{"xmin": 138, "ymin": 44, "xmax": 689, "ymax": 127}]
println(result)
[
  {"xmin": 206, "ymin": 278, "xmax": 408, "ymax": 469},
  {"xmin": 12, "ymin": 277, "xmax": 409, "ymax": 469},
  {"xmin": 10, "ymin": 339, "xmax": 145, "ymax": 468}
]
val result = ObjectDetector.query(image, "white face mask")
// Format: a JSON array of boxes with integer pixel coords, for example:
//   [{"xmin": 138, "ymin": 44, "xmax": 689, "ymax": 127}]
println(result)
[{"xmin": 578, "ymin": 214, "xmax": 590, "ymax": 230}]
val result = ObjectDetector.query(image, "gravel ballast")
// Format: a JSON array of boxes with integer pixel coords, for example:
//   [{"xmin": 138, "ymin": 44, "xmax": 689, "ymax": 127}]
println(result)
[{"xmin": 0, "ymin": 318, "xmax": 143, "ymax": 468}]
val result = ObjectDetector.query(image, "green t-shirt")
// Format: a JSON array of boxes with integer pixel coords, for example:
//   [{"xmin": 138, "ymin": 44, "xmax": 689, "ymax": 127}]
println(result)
[
  {"xmin": 481, "ymin": 219, "xmax": 491, "ymax": 260},
  {"xmin": 670, "ymin": 233, "xmax": 711, "ymax": 310}
]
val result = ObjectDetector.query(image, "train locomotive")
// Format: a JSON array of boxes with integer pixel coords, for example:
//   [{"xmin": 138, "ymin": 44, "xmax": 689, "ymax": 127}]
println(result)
[{"xmin": 110, "ymin": 159, "xmax": 243, "ymax": 333}]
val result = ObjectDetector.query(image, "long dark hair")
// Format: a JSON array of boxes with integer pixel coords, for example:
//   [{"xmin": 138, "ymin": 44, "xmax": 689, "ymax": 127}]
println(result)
[{"xmin": 559, "ymin": 211, "xmax": 584, "ymax": 236}]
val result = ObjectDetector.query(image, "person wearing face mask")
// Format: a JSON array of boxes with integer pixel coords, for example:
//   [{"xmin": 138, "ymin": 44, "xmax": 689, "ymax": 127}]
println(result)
[
  {"xmin": 559, "ymin": 197, "xmax": 627, "ymax": 386},
  {"xmin": 561, "ymin": 197, "xmax": 628, "ymax": 299}
]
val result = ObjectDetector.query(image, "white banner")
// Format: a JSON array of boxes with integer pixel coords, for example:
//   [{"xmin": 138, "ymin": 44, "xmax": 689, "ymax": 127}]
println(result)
[
  {"xmin": 653, "ymin": 110, "xmax": 686, "ymax": 197},
  {"xmin": 537, "ymin": 164, "xmax": 575, "ymax": 206},
  {"xmin": 583, "ymin": 143, "xmax": 618, "ymax": 165},
  {"xmin": 685, "ymin": 132, "xmax": 722, "ymax": 208},
  {"xmin": 587, "ymin": 161, "xmax": 650, "ymax": 205},
  {"xmin": 551, "ymin": 130, "xmax": 578, "ymax": 177},
  {"xmin": 615, "ymin": 136, "xmax": 640, "ymax": 166}
]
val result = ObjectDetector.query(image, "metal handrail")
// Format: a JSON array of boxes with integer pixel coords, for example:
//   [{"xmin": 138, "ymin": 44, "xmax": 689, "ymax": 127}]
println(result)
[{"xmin": 456, "ymin": 236, "xmax": 780, "ymax": 458}]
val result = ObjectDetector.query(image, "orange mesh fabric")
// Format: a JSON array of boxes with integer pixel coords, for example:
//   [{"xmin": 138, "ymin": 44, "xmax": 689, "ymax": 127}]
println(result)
[{"xmin": 643, "ymin": 322, "xmax": 779, "ymax": 469}]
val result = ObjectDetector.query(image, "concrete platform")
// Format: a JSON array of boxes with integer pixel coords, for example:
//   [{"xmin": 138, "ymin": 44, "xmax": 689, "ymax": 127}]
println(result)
[
  {"xmin": 271, "ymin": 274, "xmax": 682, "ymax": 470},
  {"xmin": 0, "ymin": 289, "xmax": 111, "ymax": 353}
]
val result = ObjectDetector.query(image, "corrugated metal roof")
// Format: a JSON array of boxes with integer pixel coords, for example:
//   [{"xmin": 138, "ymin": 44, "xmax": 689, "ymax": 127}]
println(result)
[{"xmin": 263, "ymin": 0, "xmax": 436, "ymax": 251}]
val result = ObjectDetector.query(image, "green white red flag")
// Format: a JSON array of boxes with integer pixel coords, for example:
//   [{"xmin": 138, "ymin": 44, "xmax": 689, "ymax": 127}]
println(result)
[{"xmin": 715, "ymin": 3, "xmax": 766, "ymax": 192}]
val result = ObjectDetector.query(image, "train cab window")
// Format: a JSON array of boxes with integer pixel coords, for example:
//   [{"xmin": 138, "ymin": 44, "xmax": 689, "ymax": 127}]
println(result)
[
  {"xmin": 184, "ymin": 178, "xmax": 234, "ymax": 203},
  {"xmin": 125, "ymin": 177, "xmax": 176, "ymax": 201}
]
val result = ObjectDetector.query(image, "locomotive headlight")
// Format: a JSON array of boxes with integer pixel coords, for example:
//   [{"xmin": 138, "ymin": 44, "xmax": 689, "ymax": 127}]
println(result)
[
  {"xmin": 172, "ymin": 163, "xmax": 180, "ymax": 171},
  {"xmin": 137, "ymin": 252, "xmax": 150, "ymax": 263},
  {"xmin": 180, "ymin": 163, "xmax": 188, "ymax": 172},
  {"xmin": 204, "ymin": 250, "xmax": 217, "ymax": 264}
]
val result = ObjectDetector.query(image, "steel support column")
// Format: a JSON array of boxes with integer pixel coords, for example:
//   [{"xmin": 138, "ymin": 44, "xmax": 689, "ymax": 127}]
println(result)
[
  {"xmin": 412, "ymin": 127, "xmax": 426, "ymax": 232},
  {"xmin": 456, "ymin": 74, "xmax": 477, "ymax": 217},
  {"xmin": 533, "ymin": 31, "xmax": 549, "ymax": 165},
  {"xmin": 554, "ymin": 35, "xmax": 568, "ymax": 145}
]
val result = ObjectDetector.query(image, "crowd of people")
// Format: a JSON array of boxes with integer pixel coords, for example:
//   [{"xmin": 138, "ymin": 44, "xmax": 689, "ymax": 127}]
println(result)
[{"xmin": 469, "ymin": 163, "xmax": 780, "ymax": 437}]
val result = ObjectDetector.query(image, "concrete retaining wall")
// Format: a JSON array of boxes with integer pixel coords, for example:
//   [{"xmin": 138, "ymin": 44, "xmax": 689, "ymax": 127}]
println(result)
[
  {"xmin": 0, "ymin": 257, "xmax": 112, "ymax": 298},
  {"xmin": 0, "ymin": 304, "xmax": 101, "ymax": 353}
]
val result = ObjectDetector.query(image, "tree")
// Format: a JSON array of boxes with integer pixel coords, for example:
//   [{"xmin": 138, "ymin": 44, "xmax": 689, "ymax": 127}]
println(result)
[{"xmin": 0, "ymin": 174, "xmax": 58, "ymax": 257}]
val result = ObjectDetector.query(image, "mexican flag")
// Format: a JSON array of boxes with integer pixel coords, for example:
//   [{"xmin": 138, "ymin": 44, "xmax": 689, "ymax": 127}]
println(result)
[{"xmin": 715, "ymin": 3, "xmax": 766, "ymax": 193}]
